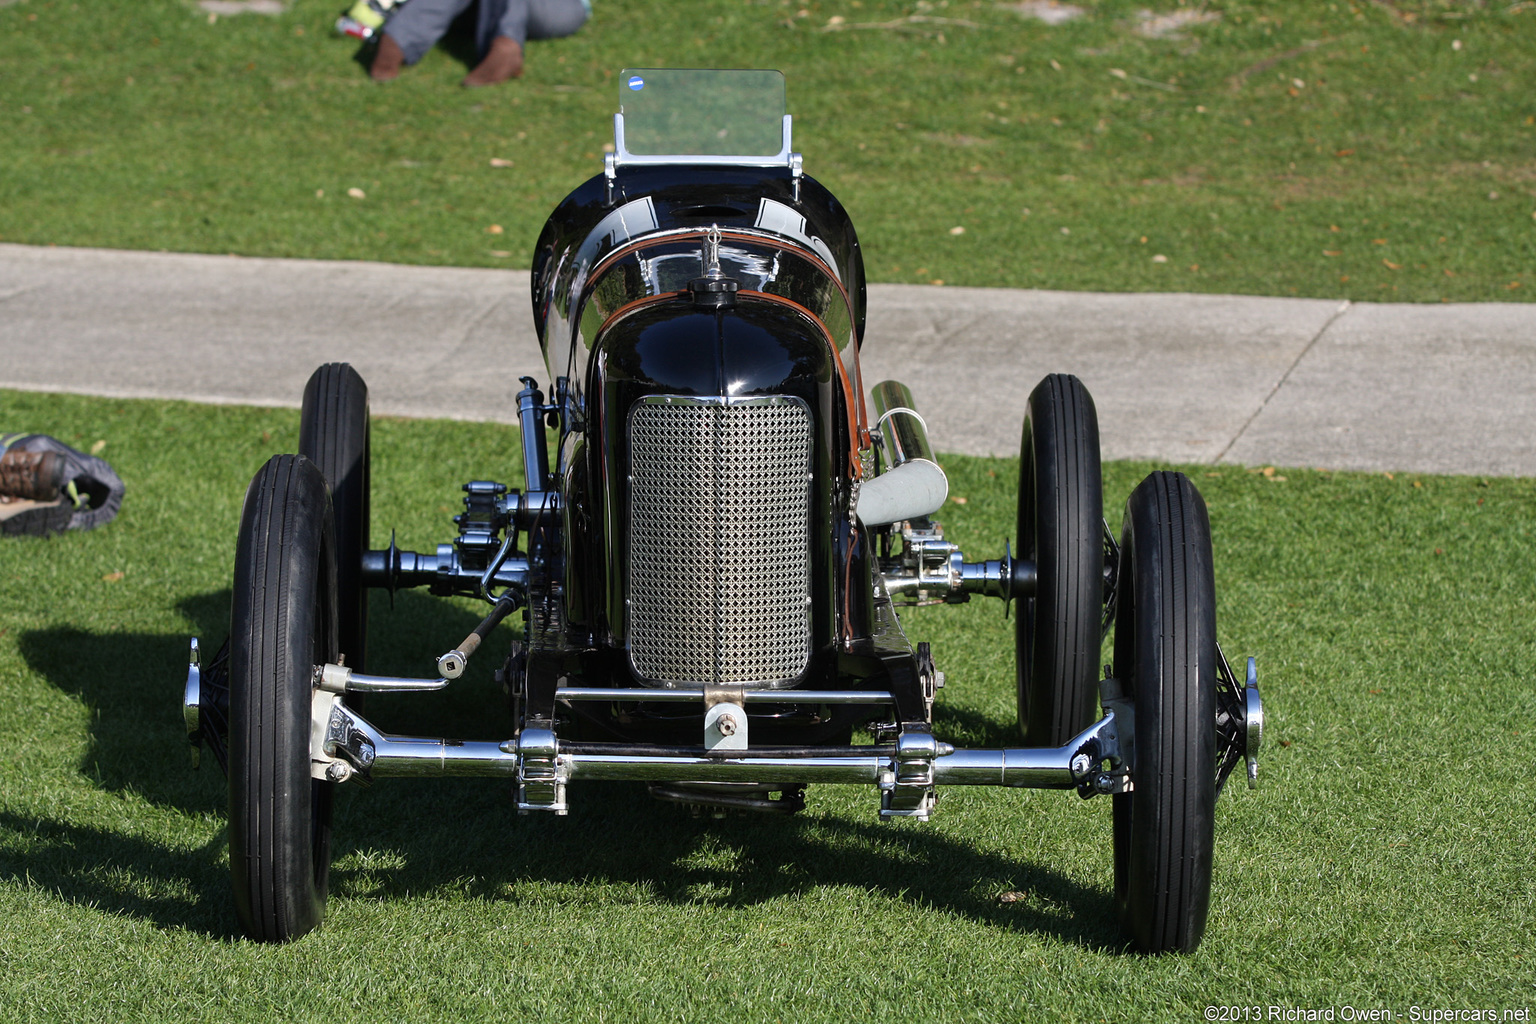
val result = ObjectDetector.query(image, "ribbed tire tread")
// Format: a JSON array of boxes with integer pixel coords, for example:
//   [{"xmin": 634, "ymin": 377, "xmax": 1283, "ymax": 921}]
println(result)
[
  {"xmin": 1112, "ymin": 470, "xmax": 1217, "ymax": 954},
  {"xmin": 1017, "ymin": 373, "xmax": 1105, "ymax": 746},
  {"xmin": 299, "ymin": 363, "xmax": 370, "ymax": 672},
  {"xmin": 229, "ymin": 454, "xmax": 336, "ymax": 942}
]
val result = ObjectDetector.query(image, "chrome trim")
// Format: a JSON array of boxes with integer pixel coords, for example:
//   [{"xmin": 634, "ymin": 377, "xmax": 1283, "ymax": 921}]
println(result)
[
  {"xmin": 880, "ymin": 522, "xmax": 1037, "ymax": 605},
  {"xmin": 183, "ymin": 637, "xmax": 202, "ymax": 768},
  {"xmin": 933, "ymin": 713, "xmax": 1120, "ymax": 789},
  {"xmin": 315, "ymin": 662, "xmax": 448, "ymax": 694},
  {"xmin": 515, "ymin": 727, "xmax": 567, "ymax": 813},
  {"xmin": 881, "ymin": 729, "xmax": 938, "ymax": 819},
  {"xmin": 555, "ymin": 687, "xmax": 896, "ymax": 705}
]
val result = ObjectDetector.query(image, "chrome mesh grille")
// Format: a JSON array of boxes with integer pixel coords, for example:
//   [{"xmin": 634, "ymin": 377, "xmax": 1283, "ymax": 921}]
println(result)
[{"xmin": 628, "ymin": 397, "xmax": 812, "ymax": 685}]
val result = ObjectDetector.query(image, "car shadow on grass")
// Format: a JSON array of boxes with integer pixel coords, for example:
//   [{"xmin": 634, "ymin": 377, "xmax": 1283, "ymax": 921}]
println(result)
[
  {"xmin": 15, "ymin": 588, "xmax": 507, "ymax": 816},
  {"xmin": 0, "ymin": 810, "xmax": 234, "ymax": 937},
  {"xmin": 13, "ymin": 589, "xmax": 1124, "ymax": 950},
  {"xmin": 321, "ymin": 777, "xmax": 1125, "ymax": 951}
]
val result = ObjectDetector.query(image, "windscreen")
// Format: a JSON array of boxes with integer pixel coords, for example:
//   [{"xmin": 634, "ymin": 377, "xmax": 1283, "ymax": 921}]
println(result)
[{"xmin": 619, "ymin": 68, "xmax": 786, "ymax": 158}]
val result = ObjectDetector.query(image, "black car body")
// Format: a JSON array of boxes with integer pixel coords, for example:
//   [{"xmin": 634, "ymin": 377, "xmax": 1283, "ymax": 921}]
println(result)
[{"xmin": 184, "ymin": 68, "xmax": 1263, "ymax": 952}]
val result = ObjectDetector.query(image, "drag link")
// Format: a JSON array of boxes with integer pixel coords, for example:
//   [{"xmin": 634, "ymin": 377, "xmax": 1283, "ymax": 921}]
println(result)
[{"xmin": 438, "ymin": 590, "xmax": 521, "ymax": 679}]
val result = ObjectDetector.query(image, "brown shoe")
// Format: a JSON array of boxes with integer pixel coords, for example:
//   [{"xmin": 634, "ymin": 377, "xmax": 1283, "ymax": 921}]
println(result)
[
  {"xmin": 462, "ymin": 35, "xmax": 523, "ymax": 88},
  {"xmin": 0, "ymin": 448, "xmax": 65, "ymax": 501},
  {"xmin": 371, "ymin": 32, "xmax": 405, "ymax": 82}
]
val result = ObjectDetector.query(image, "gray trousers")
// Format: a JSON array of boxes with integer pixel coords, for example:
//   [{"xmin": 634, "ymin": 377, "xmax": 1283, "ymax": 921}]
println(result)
[{"xmin": 384, "ymin": 0, "xmax": 588, "ymax": 65}]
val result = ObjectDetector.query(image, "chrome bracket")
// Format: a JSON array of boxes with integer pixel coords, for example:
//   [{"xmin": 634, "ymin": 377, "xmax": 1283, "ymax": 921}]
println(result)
[
  {"xmin": 703, "ymin": 685, "xmax": 748, "ymax": 751},
  {"xmin": 880, "ymin": 727, "xmax": 938, "ymax": 820},
  {"xmin": 513, "ymin": 727, "xmax": 568, "ymax": 815},
  {"xmin": 311, "ymin": 694, "xmax": 376, "ymax": 783}
]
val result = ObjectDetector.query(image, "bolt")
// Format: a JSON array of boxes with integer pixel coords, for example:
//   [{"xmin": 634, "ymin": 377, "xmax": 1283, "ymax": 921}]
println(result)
[
  {"xmin": 716, "ymin": 713, "xmax": 737, "ymax": 737},
  {"xmin": 1070, "ymin": 753, "xmax": 1094, "ymax": 777},
  {"xmin": 325, "ymin": 761, "xmax": 353, "ymax": 783}
]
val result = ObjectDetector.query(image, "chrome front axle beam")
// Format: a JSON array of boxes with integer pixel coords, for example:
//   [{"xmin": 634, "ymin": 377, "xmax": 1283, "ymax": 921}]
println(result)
[{"xmin": 306, "ymin": 681, "xmax": 1125, "ymax": 820}]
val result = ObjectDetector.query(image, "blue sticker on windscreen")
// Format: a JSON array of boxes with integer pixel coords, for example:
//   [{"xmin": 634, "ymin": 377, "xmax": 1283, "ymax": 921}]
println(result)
[{"xmin": 627, "ymin": 76, "xmax": 645, "ymax": 91}]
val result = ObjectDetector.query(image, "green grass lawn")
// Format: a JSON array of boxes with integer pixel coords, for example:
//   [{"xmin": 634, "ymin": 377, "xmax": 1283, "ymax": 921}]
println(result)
[
  {"xmin": 1, "ymin": 0, "xmax": 1533, "ymax": 301},
  {"xmin": 1, "ymin": 389, "xmax": 1532, "ymax": 1020}
]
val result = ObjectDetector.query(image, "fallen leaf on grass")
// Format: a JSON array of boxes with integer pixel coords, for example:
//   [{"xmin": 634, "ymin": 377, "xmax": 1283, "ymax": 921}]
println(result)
[
  {"xmin": 347, "ymin": 187, "xmax": 366, "ymax": 199},
  {"xmin": 489, "ymin": 250, "xmax": 511, "ymax": 258},
  {"xmin": 950, "ymin": 496, "xmax": 968, "ymax": 505},
  {"xmin": 1001, "ymin": 2, "xmax": 1085, "ymax": 25},
  {"xmin": 1151, "ymin": 254, "xmax": 1168, "ymax": 263},
  {"xmin": 1323, "ymin": 250, "xmax": 1341, "ymax": 257},
  {"xmin": 1382, "ymin": 259, "xmax": 1402, "ymax": 270},
  {"xmin": 997, "ymin": 891, "xmax": 1029, "ymax": 903},
  {"xmin": 1134, "ymin": 7, "xmax": 1220, "ymax": 38},
  {"xmin": 489, "ymin": 157, "xmax": 514, "ymax": 168},
  {"xmin": 90, "ymin": 439, "xmax": 106, "ymax": 454},
  {"xmin": 486, "ymin": 224, "xmax": 504, "ymax": 235},
  {"xmin": 102, "ymin": 572, "xmax": 124, "ymax": 582},
  {"xmin": 949, "ymin": 226, "xmax": 965, "ymax": 235}
]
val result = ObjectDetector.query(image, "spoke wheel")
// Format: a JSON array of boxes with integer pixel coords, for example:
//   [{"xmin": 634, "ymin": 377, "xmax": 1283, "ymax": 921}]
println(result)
[
  {"xmin": 300, "ymin": 363, "xmax": 370, "ymax": 672},
  {"xmin": 1016, "ymin": 373, "xmax": 1105, "ymax": 746},
  {"xmin": 1111, "ymin": 470, "xmax": 1218, "ymax": 954},
  {"xmin": 229, "ymin": 454, "xmax": 338, "ymax": 942}
]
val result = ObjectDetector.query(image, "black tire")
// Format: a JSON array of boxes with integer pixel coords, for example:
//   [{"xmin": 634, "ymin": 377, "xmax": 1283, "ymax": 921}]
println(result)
[
  {"xmin": 1111, "ymin": 471, "xmax": 1218, "ymax": 954},
  {"xmin": 300, "ymin": 363, "xmax": 370, "ymax": 672},
  {"xmin": 228, "ymin": 454, "xmax": 338, "ymax": 942},
  {"xmin": 1016, "ymin": 373, "xmax": 1105, "ymax": 746}
]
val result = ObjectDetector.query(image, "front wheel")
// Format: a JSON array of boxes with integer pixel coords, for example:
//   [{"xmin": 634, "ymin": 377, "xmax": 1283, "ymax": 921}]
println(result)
[
  {"xmin": 1111, "ymin": 471, "xmax": 1218, "ymax": 954},
  {"xmin": 1016, "ymin": 373, "xmax": 1104, "ymax": 746},
  {"xmin": 299, "ymin": 363, "xmax": 370, "ymax": 672},
  {"xmin": 228, "ymin": 454, "xmax": 338, "ymax": 942}
]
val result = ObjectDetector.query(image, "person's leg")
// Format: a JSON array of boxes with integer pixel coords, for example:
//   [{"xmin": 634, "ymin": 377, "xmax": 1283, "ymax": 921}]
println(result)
[
  {"xmin": 464, "ymin": 0, "xmax": 587, "ymax": 86},
  {"xmin": 376, "ymin": 0, "xmax": 474, "ymax": 71},
  {"xmin": 521, "ymin": 0, "xmax": 588, "ymax": 42}
]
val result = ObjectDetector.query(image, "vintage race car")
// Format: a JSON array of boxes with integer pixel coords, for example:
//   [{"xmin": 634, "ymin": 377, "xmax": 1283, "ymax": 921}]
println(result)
[{"xmin": 183, "ymin": 68, "xmax": 1263, "ymax": 952}]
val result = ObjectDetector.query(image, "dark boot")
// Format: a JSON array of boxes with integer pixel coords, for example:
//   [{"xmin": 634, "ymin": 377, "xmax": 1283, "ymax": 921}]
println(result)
[
  {"xmin": 371, "ymin": 32, "xmax": 406, "ymax": 82},
  {"xmin": 0, "ymin": 448, "xmax": 65, "ymax": 501},
  {"xmin": 462, "ymin": 36, "xmax": 523, "ymax": 88}
]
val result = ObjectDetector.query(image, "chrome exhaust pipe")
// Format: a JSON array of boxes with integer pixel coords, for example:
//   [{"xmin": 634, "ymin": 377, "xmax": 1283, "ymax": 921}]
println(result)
[{"xmin": 857, "ymin": 380, "xmax": 949, "ymax": 526}]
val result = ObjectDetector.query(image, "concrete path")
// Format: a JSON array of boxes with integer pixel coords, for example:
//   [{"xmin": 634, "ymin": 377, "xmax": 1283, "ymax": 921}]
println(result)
[{"xmin": 3, "ymin": 243, "xmax": 1533, "ymax": 476}]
